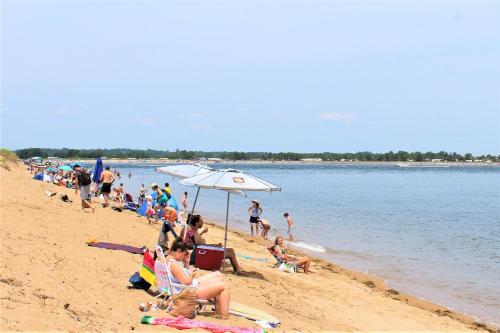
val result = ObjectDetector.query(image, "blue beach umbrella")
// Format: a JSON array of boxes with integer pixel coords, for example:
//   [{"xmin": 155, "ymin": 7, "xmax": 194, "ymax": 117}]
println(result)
[
  {"xmin": 59, "ymin": 165, "xmax": 72, "ymax": 171},
  {"xmin": 92, "ymin": 157, "xmax": 103, "ymax": 183}
]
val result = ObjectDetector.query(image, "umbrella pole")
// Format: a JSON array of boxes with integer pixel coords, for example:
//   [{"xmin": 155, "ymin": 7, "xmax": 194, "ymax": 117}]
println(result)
[
  {"xmin": 223, "ymin": 191, "xmax": 230, "ymax": 272},
  {"xmin": 187, "ymin": 187, "xmax": 200, "ymax": 226}
]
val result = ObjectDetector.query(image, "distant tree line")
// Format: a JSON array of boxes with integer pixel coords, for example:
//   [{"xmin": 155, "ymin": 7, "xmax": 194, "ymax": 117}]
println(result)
[{"xmin": 14, "ymin": 148, "xmax": 500, "ymax": 162}]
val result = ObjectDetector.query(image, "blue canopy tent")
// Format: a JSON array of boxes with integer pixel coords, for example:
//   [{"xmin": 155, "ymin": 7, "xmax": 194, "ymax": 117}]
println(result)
[{"xmin": 92, "ymin": 157, "xmax": 103, "ymax": 184}]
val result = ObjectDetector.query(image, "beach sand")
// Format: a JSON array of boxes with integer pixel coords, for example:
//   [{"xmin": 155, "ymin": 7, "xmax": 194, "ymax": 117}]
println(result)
[{"xmin": 0, "ymin": 161, "xmax": 490, "ymax": 331}]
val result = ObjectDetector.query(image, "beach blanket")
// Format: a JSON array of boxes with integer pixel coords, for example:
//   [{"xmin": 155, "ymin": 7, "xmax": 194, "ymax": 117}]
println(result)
[
  {"xmin": 236, "ymin": 254, "xmax": 269, "ymax": 262},
  {"xmin": 140, "ymin": 315, "xmax": 263, "ymax": 333},
  {"xmin": 140, "ymin": 250, "xmax": 156, "ymax": 286},
  {"xmin": 87, "ymin": 241, "xmax": 146, "ymax": 254}
]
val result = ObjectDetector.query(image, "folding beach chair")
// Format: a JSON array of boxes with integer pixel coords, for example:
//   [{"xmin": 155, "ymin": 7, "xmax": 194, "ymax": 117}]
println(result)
[
  {"xmin": 154, "ymin": 246, "xmax": 213, "ymax": 315},
  {"xmin": 267, "ymin": 246, "xmax": 297, "ymax": 272}
]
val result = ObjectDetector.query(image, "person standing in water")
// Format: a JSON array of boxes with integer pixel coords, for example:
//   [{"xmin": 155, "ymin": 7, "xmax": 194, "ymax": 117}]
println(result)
[
  {"xmin": 247, "ymin": 200, "xmax": 262, "ymax": 236},
  {"xmin": 182, "ymin": 191, "xmax": 188, "ymax": 215},
  {"xmin": 128, "ymin": 171, "xmax": 132, "ymax": 178},
  {"xmin": 284, "ymin": 212, "xmax": 295, "ymax": 241},
  {"xmin": 138, "ymin": 184, "xmax": 146, "ymax": 205}
]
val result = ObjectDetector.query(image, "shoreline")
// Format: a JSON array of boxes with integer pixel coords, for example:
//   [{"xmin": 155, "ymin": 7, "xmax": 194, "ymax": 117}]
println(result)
[
  {"xmin": 203, "ymin": 220, "xmax": 498, "ymax": 331},
  {"xmin": 1, "ymin": 161, "xmax": 497, "ymax": 331}
]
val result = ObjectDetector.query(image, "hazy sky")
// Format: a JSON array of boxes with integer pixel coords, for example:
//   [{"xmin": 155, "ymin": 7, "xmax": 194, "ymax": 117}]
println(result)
[{"xmin": 1, "ymin": 1, "xmax": 499, "ymax": 154}]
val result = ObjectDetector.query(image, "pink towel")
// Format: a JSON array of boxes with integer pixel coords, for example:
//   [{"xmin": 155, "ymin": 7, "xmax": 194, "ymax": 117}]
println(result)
[{"xmin": 141, "ymin": 315, "xmax": 262, "ymax": 333}]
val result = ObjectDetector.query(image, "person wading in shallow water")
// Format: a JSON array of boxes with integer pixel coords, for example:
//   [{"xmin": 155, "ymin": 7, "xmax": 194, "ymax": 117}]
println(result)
[{"xmin": 247, "ymin": 200, "xmax": 262, "ymax": 236}]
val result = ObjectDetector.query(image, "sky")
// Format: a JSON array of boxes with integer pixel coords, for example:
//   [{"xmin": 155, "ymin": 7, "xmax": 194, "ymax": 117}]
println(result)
[{"xmin": 1, "ymin": 1, "xmax": 499, "ymax": 154}]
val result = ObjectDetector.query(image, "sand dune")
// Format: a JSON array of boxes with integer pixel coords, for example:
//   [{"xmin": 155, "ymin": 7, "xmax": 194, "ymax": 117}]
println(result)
[{"xmin": 0, "ymin": 161, "xmax": 486, "ymax": 331}]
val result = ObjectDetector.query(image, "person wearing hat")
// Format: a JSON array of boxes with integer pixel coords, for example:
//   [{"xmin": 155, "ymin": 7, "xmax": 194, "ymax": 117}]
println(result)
[
  {"xmin": 151, "ymin": 183, "xmax": 168, "ymax": 222},
  {"xmin": 247, "ymin": 200, "xmax": 262, "ymax": 236},
  {"xmin": 72, "ymin": 164, "xmax": 94, "ymax": 213}
]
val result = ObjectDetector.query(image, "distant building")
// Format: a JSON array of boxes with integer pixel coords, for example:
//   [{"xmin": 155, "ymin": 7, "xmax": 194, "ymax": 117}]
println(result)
[
  {"xmin": 431, "ymin": 159, "xmax": 442, "ymax": 162},
  {"xmin": 208, "ymin": 158, "xmax": 222, "ymax": 162}
]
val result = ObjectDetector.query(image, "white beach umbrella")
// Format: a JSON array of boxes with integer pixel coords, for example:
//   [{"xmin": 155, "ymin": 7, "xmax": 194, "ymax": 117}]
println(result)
[
  {"xmin": 156, "ymin": 164, "xmax": 214, "ymax": 179},
  {"xmin": 155, "ymin": 164, "xmax": 244, "ymax": 222},
  {"xmin": 180, "ymin": 169, "xmax": 281, "ymax": 270}
]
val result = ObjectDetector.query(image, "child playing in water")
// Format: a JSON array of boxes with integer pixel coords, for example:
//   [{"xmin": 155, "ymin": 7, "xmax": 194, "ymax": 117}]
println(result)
[
  {"xmin": 182, "ymin": 191, "xmax": 188, "ymax": 215},
  {"xmin": 259, "ymin": 218, "xmax": 271, "ymax": 240},
  {"xmin": 284, "ymin": 212, "xmax": 295, "ymax": 241}
]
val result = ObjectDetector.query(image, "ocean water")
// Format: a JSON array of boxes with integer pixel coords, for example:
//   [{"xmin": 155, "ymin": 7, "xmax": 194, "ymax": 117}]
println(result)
[{"xmin": 100, "ymin": 162, "xmax": 500, "ymax": 325}]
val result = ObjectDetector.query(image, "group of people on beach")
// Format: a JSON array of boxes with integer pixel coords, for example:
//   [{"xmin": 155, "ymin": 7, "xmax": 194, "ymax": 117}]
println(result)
[
  {"xmin": 247, "ymin": 200, "xmax": 295, "ymax": 241},
  {"xmin": 27, "ymin": 159, "xmax": 313, "ymax": 320}
]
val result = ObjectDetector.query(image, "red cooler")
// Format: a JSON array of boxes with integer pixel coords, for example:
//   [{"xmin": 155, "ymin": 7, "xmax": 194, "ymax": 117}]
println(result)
[{"xmin": 195, "ymin": 245, "xmax": 225, "ymax": 271}]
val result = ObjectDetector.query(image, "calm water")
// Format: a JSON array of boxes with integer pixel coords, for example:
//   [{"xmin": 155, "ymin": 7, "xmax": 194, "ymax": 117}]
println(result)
[{"xmin": 100, "ymin": 162, "xmax": 500, "ymax": 325}]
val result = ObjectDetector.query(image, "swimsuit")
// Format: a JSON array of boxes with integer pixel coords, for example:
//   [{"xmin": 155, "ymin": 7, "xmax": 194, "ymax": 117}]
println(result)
[
  {"xmin": 249, "ymin": 207, "xmax": 260, "ymax": 223},
  {"xmin": 101, "ymin": 182, "xmax": 112, "ymax": 194},
  {"xmin": 167, "ymin": 259, "xmax": 199, "ymax": 294}
]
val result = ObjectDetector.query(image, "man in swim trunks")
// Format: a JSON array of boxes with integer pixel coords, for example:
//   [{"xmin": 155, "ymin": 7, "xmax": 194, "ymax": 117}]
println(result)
[{"xmin": 99, "ymin": 166, "xmax": 115, "ymax": 207}]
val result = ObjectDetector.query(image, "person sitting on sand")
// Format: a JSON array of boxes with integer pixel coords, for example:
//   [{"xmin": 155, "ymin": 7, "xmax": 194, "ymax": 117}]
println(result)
[
  {"xmin": 165, "ymin": 237, "xmax": 231, "ymax": 319},
  {"xmin": 259, "ymin": 218, "xmax": 271, "ymax": 240},
  {"xmin": 185, "ymin": 214, "xmax": 242, "ymax": 275},
  {"xmin": 273, "ymin": 236, "xmax": 315, "ymax": 274}
]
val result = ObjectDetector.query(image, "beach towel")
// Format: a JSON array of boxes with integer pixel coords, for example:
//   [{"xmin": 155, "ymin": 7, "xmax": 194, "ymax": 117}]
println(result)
[
  {"xmin": 236, "ymin": 254, "xmax": 269, "ymax": 262},
  {"xmin": 86, "ymin": 241, "xmax": 146, "ymax": 254},
  {"xmin": 140, "ymin": 315, "xmax": 263, "ymax": 333},
  {"xmin": 140, "ymin": 250, "xmax": 156, "ymax": 287}
]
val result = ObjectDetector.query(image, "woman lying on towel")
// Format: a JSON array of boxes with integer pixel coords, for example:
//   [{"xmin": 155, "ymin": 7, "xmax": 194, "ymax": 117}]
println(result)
[
  {"xmin": 184, "ymin": 214, "xmax": 242, "ymax": 275},
  {"xmin": 167, "ymin": 238, "xmax": 231, "ymax": 319},
  {"xmin": 273, "ymin": 236, "xmax": 315, "ymax": 274}
]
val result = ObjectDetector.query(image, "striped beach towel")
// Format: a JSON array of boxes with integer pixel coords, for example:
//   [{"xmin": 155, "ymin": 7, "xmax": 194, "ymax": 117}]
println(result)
[{"xmin": 140, "ymin": 250, "xmax": 156, "ymax": 287}]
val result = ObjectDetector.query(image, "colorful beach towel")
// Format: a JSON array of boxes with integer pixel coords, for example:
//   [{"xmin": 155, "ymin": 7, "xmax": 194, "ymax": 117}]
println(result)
[
  {"xmin": 140, "ymin": 315, "xmax": 263, "ymax": 333},
  {"xmin": 140, "ymin": 250, "xmax": 156, "ymax": 287},
  {"xmin": 86, "ymin": 241, "xmax": 146, "ymax": 254}
]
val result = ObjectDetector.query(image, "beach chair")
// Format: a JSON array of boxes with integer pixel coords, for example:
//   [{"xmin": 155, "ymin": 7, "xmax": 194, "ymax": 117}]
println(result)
[
  {"xmin": 154, "ymin": 246, "xmax": 213, "ymax": 315},
  {"xmin": 267, "ymin": 246, "xmax": 297, "ymax": 272}
]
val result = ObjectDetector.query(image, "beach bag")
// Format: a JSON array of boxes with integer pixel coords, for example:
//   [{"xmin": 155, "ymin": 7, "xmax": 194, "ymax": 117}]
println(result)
[
  {"xmin": 128, "ymin": 272, "xmax": 151, "ymax": 290},
  {"xmin": 278, "ymin": 262, "xmax": 295, "ymax": 273},
  {"xmin": 78, "ymin": 170, "xmax": 92, "ymax": 186},
  {"xmin": 169, "ymin": 289, "xmax": 196, "ymax": 319}
]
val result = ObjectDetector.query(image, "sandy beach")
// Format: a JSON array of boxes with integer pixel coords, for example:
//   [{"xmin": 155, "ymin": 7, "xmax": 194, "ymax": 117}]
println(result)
[{"xmin": 0, "ymin": 160, "xmax": 493, "ymax": 332}]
